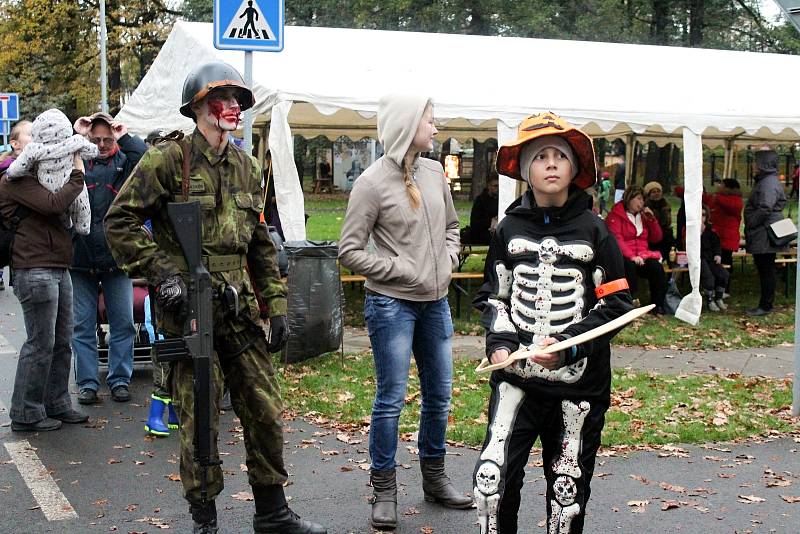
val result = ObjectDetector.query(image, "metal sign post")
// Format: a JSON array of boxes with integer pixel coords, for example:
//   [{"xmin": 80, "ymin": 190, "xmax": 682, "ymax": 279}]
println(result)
[
  {"xmin": 0, "ymin": 93, "xmax": 19, "ymax": 151},
  {"xmin": 214, "ymin": 0, "xmax": 285, "ymax": 154},
  {"xmin": 773, "ymin": 0, "xmax": 800, "ymax": 416},
  {"xmin": 1, "ymin": 120, "xmax": 9, "ymax": 152},
  {"xmin": 99, "ymin": 0, "xmax": 108, "ymax": 114}
]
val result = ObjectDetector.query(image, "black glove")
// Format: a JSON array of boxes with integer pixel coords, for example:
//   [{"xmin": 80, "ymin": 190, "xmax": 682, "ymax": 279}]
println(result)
[
  {"xmin": 156, "ymin": 275, "xmax": 187, "ymax": 314},
  {"xmin": 266, "ymin": 315, "xmax": 289, "ymax": 353}
]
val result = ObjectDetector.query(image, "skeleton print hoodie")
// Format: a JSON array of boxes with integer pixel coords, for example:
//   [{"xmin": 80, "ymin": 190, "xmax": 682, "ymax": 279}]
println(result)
[{"xmin": 474, "ymin": 186, "xmax": 634, "ymax": 399}]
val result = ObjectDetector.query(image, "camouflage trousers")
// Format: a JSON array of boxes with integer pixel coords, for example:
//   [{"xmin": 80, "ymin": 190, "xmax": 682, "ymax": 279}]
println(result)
[
  {"xmin": 150, "ymin": 347, "xmax": 171, "ymax": 399},
  {"xmin": 171, "ymin": 317, "xmax": 287, "ymax": 504}
]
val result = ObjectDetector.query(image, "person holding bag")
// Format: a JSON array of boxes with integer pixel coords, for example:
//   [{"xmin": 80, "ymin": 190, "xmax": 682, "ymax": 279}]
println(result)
[{"xmin": 744, "ymin": 147, "xmax": 786, "ymax": 317}]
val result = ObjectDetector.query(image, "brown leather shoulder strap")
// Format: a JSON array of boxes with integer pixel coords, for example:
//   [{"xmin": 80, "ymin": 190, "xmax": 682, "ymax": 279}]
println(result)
[
  {"xmin": 181, "ymin": 141, "xmax": 190, "ymax": 202},
  {"xmin": 152, "ymin": 130, "xmax": 190, "ymax": 201}
]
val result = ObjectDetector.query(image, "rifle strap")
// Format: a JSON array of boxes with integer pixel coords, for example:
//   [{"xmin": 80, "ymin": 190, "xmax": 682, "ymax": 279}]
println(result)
[
  {"xmin": 154, "ymin": 130, "xmax": 189, "ymax": 202},
  {"xmin": 181, "ymin": 141, "xmax": 190, "ymax": 202}
]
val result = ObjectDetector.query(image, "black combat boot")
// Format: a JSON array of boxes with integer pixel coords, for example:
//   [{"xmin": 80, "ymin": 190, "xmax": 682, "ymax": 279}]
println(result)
[
  {"xmin": 370, "ymin": 468, "xmax": 397, "ymax": 530},
  {"xmin": 252, "ymin": 484, "xmax": 327, "ymax": 534},
  {"xmin": 190, "ymin": 500, "xmax": 218, "ymax": 534},
  {"xmin": 420, "ymin": 457, "xmax": 474, "ymax": 509}
]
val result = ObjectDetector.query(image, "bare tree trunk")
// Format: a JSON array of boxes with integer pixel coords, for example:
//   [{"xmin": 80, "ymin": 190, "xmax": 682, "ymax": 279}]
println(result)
[
  {"xmin": 650, "ymin": 0, "xmax": 670, "ymax": 45},
  {"xmin": 688, "ymin": 0, "xmax": 705, "ymax": 46},
  {"xmin": 472, "ymin": 139, "xmax": 488, "ymax": 199},
  {"xmin": 644, "ymin": 142, "xmax": 660, "ymax": 182}
]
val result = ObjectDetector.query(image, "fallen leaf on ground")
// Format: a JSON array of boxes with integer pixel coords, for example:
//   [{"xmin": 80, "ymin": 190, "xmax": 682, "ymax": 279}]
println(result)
[
  {"xmin": 780, "ymin": 495, "xmax": 800, "ymax": 503},
  {"xmin": 659, "ymin": 482, "xmax": 685, "ymax": 493},
  {"xmin": 766, "ymin": 479, "xmax": 791, "ymax": 488},
  {"xmin": 231, "ymin": 491, "xmax": 253, "ymax": 501},
  {"xmin": 737, "ymin": 494, "xmax": 766, "ymax": 503},
  {"xmin": 661, "ymin": 500, "xmax": 680, "ymax": 510}
]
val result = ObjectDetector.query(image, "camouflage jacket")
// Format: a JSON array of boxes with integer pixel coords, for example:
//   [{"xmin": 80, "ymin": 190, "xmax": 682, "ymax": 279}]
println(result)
[{"xmin": 104, "ymin": 131, "xmax": 286, "ymax": 334}]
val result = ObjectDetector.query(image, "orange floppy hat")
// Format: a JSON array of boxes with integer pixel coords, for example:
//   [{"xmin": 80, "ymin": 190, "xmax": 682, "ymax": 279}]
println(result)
[{"xmin": 496, "ymin": 112, "xmax": 597, "ymax": 190}]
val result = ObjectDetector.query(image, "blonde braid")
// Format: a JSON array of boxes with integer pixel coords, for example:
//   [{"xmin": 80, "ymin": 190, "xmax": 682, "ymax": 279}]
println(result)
[{"xmin": 403, "ymin": 151, "xmax": 421, "ymax": 210}]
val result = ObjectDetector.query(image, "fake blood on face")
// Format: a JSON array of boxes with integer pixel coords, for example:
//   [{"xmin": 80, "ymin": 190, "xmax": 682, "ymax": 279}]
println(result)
[{"xmin": 207, "ymin": 99, "xmax": 241, "ymax": 146}]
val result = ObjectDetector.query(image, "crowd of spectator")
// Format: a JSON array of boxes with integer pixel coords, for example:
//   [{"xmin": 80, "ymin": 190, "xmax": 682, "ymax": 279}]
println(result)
[{"xmin": 468, "ymin": 149, "xmax": 792, "ymax": 317}]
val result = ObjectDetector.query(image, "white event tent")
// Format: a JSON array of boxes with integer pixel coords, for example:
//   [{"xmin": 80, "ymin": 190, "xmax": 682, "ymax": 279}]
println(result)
[{"xmin": 117, "ymin": 20, "xmax": 800, "ymax": 329}]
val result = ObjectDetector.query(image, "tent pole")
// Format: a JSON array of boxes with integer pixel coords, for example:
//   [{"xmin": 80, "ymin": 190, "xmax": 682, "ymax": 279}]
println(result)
[
  {"xmin": 625, "ymin": 134, "xmax": 635, "ymax": 187},
  {"xmin": 243, "ymin": 51, "xmax": 253, "ymax": 154},
  {"xmin": 722, "ymin": 139, "xmax": 732, "ymax": 179},
  {"xmin": 794, "ymin": 190, "xmax": 800, "ymax": 415},
  {"xmin": 794, "ymin": 137, "xmax": 800, "ymax": 415},
  {"xmin": 257, "ymin": 123, "xmax": 267, "ymax": 167}
]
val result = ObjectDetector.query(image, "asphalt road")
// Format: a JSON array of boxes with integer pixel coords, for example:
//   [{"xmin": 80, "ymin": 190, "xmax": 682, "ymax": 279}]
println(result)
[{"xmin": 0, "ymin": 272, "xmax": 798, "ymax": 533}]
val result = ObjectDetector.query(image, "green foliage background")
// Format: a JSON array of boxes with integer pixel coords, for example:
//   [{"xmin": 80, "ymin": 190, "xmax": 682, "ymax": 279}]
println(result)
[{"xmin": 0, "ymin": 1, "xmax": 798, "ymax": 121}]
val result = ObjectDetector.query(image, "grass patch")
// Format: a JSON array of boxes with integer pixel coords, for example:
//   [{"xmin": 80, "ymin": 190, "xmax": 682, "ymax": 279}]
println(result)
[
  {"xmin": 279, "ymin": 353, "xmax": 797, "ymax": 447},
  {"xmin": 305, "ymin": 195, "xmax": 472, "ymax": 242},
  {"xmin": 309, "ymin": 194, "xmax": 797, "ymax": 349}
]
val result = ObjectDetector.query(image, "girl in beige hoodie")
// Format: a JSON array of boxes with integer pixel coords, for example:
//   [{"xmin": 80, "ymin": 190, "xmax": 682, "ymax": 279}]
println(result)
[{"xmin": 339, "ymin": 95, "xmax": 471, "ymax": 529}]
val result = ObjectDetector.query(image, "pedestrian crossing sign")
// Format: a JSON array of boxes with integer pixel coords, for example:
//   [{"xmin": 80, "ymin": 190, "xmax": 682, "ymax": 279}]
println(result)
[{"xmin": 214, "ymin": 0, "xmax": 284, "ymax": 52}]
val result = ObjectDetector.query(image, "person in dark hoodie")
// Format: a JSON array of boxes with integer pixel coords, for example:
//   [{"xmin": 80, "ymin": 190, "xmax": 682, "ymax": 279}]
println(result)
[
  {"xmin": 0, "ymin": 147, "xmax": 88, "ymax": 432},
  {"xmin": 699, "ymin": 205, "xmax": 729, "ymax": 312},
  {"xmin": 339, "ymin": 95, "xmax": 471, "ymax": 530},
  {"xmin": 744, "ymin": 147, "xmax": 787, "ymax": 316},
  {"xmin": 69, "ymin": 112, "xmax": 147, "ymax": 405},
  {"xmin": 472, "ymin": 112, "xmax": 634, "ymax": 534},
  {"xmin": 467, "ymin": 174, "xmax": 500, "ymax": 244}
]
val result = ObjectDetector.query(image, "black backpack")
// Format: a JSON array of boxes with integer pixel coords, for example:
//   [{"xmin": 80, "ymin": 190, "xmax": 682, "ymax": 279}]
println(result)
[{"xmin": 0, "ymin": 205, "xmax": 29, "ymax": 268}]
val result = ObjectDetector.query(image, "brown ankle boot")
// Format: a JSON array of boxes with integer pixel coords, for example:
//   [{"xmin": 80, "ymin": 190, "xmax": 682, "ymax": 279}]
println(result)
[
  {"xmin": 420, "ymin": 457, "xmax": 473, "ymax": 509},
  {"xmin": 370, "ymin": 468, "xmax": 397, "ymax": 529}
]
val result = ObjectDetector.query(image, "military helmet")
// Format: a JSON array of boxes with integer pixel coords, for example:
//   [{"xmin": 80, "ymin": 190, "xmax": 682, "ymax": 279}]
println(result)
[{"xmin": 179, "ymin": 61, "xmax": 255, "ymax": 119}]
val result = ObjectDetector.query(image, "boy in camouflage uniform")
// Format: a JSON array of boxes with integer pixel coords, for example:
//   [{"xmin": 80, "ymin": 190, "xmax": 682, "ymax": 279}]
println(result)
[{"xmin": 104, "ymin": 61, "xmax": 326, "ymax": 534}]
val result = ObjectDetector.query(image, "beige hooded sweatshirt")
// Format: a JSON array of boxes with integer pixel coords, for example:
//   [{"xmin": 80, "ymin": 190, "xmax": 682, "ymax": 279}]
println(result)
[{"xmin": 338, "ymin": 95, "xmax": 460, "ymax": 301}]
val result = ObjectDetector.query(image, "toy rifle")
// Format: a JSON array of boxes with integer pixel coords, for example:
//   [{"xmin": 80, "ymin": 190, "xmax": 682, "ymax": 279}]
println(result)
[{"xmin": 152, "ymin": 201, "xmax": 219, "ymax": 503}]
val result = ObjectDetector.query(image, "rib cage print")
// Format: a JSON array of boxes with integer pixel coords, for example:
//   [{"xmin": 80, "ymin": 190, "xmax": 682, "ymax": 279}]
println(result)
[{"xmin": 505, "ymin": 237, "xmax": 594, "ymax": 382}]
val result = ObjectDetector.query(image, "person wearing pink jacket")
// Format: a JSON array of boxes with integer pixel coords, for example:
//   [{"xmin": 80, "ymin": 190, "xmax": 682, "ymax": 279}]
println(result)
[{"xmin": 605, "ymin": 185, "xmax": 666, "ymax": 314}]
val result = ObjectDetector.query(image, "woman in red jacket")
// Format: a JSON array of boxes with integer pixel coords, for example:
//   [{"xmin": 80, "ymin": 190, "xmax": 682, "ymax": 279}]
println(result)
[
  {"xmin": 606, "ymin": 185, "xmax": 666, "ymax": 314},
  {"xmin": 711, "ymin": 178, "xmax": 743, "ymax": 291}
]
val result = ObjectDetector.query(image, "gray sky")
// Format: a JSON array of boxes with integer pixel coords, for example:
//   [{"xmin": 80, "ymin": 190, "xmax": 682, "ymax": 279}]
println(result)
[{"xmin": 761, "ymin": 0, "xmax": 784, "ymax": 23}]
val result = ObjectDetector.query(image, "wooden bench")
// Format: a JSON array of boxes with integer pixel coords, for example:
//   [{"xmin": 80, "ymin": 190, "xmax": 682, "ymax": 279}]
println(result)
[
  {"xmin": 339, "ymin": 271, "xmax": 484, "ymax": 318},
  {"xmin": 775, "ymin": 257, "xmax": 797, "ymax": 296},
  {"xmin": 457, "ymin": 244, "xmax": 490, "ymax": 271}
]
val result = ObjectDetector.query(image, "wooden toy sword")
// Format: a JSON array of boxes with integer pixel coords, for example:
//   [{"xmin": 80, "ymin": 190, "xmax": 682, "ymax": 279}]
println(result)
[{"xmin": 475, "ymin": 304, "xmax": 655, "ymax": 374}]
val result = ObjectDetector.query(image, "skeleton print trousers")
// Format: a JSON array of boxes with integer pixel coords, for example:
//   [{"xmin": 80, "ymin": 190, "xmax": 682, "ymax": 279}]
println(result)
[{"xmin": 473, "ymin": 378, "xmax": 608, "ymax": 534}]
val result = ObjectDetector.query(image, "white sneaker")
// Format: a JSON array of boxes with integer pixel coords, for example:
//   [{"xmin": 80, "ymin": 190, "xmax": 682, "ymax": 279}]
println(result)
[
  {"xmin": 715, "ymin": 298, "xmax": 727, "ymax": 311},
  {"xmin": 708, "ymin": 300, "xmax": 721, "ymax": 312}
]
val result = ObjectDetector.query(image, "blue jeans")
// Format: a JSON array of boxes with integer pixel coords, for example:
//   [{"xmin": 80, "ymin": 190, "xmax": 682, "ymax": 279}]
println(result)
[
  {"xmin": 10, "ymin": 268, "xmax": 74, "ymax": 423},
  {"xmin": 364, "ymin": 293, "xmax": 454, "ymax": 471},
  {"xmin": 71, "ymin": 269, "xmax": 135, "ymax": 391}
]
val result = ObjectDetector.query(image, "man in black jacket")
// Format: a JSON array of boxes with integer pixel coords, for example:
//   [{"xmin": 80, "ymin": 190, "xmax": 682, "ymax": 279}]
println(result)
[
  {"xmin": 70, "ymin": 112, "xmax": 147, "ymax": 405},
  {"xmin": 467, "ymin": 175, "xmax": 499, "ymax": 244}
]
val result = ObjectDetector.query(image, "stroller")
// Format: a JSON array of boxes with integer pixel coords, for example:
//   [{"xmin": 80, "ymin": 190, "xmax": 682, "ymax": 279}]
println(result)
[{"xmin": 96, "ymin": 279, "xmax": 154, "ymax": 367}]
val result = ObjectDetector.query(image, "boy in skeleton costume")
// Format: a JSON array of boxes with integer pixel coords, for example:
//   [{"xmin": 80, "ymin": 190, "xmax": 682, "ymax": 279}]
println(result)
[{"xmin": 472, "ymin": 113, "xmax": 634, "ymax": 534}]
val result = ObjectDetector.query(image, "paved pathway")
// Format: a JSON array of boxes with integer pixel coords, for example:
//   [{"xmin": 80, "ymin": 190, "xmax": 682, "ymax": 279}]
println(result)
[{"xmin": 343, "ymin": 327, "xmax": 797, "ymax": 378}]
